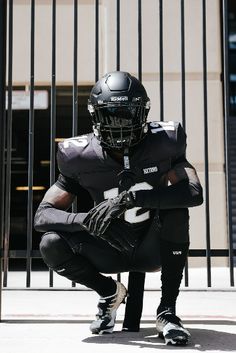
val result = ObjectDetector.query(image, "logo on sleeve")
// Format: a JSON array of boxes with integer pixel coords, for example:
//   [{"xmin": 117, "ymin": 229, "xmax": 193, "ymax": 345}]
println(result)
[
  {"xmin": 143, "ymin": 166, "xmax": 158, "ymax": 174},
  {"xmin": 172, "ymin": 251, "xmax": 182, "ymax": 255}
]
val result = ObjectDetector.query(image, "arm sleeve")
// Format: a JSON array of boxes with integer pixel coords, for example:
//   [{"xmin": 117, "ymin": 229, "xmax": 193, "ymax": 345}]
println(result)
[
  {"xmin": 133, "ymin": 179, "xmax": 203, "ymax": 209},
  {"xmin": 55, "ymin": 173, "xmax": 84, "ymax": 196},
  {"xmin": 133, "ymin": 149, "xmax": 203, "ymax": 209},
  {"xmin": 34, "ymin": 201, "xmax": 87, "ymax": 233}
]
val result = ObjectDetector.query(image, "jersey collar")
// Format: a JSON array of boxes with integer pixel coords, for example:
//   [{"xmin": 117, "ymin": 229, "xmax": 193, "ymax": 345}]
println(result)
[{"xmin": 91, "ymin": 134, "xmax": 149, "ymax": 170}]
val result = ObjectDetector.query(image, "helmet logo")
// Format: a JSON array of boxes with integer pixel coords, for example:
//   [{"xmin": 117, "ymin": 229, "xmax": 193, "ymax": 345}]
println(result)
[{"xmin": 110, "ymin": 96, "xmax": 128, "ymax": 102}]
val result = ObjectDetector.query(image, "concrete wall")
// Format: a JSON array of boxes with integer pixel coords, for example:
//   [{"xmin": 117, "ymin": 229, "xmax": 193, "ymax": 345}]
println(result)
[{"xmin": 10, "ymin": 0, "xmax": 228, "ymax": 266}]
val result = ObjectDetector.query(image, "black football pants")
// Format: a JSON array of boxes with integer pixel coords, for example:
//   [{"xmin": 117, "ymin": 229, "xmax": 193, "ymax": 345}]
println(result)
[{"xmin": 39, "ymin": 208, "xmax": 189, "ymax": 297}]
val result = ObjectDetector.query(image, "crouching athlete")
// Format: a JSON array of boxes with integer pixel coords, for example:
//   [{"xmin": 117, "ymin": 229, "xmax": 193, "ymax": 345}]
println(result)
[{"xmin": 34, "ymin": 71, "xmax": 203, "ymax": 345}]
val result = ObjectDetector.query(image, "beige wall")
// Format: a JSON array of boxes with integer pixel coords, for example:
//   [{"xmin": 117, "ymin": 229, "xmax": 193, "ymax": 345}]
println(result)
[{"xmin": 10, "ymin": 0, "xmax": 228, "ymax": 266}]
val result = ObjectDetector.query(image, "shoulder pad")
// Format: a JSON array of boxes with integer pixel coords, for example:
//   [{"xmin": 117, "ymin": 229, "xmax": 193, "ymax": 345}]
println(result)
[
  {"xmin": 148, "ymin": 121, "xmax": 186, "ymax": 157},
  {"xmin": 57, "ymin": 133, "xmax": 93, "ymax": 177},
  {"xmin": 60, "ymin": 135, "xmax": 91, "ymax": 150},
  {"xmin": 148, "ymin": 121, "xmax": 179, "ymax": 134}
]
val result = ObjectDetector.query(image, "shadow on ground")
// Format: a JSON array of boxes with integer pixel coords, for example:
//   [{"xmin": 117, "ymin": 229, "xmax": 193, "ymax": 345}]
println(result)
[{"xmin": 83, "ymin": 323, "xmax": 236, "ymax": 351}]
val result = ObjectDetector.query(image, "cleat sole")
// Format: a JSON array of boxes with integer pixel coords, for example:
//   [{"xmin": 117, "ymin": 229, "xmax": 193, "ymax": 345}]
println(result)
[{"xmin": 164, "ymin": 330, "xmax": 190, "ymax": 346}]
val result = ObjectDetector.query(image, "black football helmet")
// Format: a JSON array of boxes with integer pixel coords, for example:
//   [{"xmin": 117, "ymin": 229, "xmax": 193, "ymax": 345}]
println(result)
[{"xmin": 88, "ymin": 71, "xmax": 150, "ymax": 149}]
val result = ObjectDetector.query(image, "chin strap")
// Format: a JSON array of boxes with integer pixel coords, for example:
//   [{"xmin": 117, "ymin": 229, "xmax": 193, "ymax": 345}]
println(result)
[
  {"xmin": 123, "ymin": 147, "xmax": 130, "ymax": 169},
  {"xmin": 118, "ymin": 147, "xmax": 135, "ymax": 192}
]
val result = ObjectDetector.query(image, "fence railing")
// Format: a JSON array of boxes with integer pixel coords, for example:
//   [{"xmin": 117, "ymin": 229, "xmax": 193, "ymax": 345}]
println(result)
[{"xmin": 0, "ymin": 0, "xmax": 235, "ymax": 321}]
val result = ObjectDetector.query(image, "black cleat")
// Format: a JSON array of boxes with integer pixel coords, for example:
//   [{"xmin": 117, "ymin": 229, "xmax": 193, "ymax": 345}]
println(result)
[
  {"xmin": 156, "ymin": 307, "xmax": 190, "ymax": 345},
  {"xmin": 90, "ymin": 281, "xmax": 127, "ymax": 334}
]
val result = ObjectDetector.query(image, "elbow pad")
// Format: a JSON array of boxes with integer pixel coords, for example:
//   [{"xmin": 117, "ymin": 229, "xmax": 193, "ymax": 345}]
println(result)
[{"xmin": 34, "ymin": 202, "xmax": 87, "ymax": 233}]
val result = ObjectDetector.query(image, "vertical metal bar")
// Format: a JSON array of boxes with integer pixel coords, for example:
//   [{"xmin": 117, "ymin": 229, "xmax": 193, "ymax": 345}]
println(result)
[
  {"xmin": 0, "ymin": 0, "xmax": 7, "ymax": 321},
  {"xmin": 115, "ymin": 0, "xmax": 121, "ymax": 284},
  {"xmin": 50, "ymin": 0, "xmax": 56, "ymax": 186},
  {"xmin": 123, "ymin": 1, "xmax": 145, "ymax": 327},
  {"xmin": 222, "ymin": 0, "xmax": 234, "ymax": 286},
  {"xmin": 159, "ymin": 0, "xmax": 164, "ymax": 121},
  {"xmin": 180, "ymin": 0, "xmax": 186, "ymax": 131},
  {"xmin": 116, "ymin": 0, "xmax": 120, "ymax": 71},
  {"xmin": 202, "ymin": 0, "xmax": 211, "ymax": 287},
  {"xmin": 138, "ymin": 0, "xmax": 142, "ymax": 81},
  {"xmin": 180, "ymin": 0, "xmax": 189, "ymax": 287},
  {"xmin": 71, "ymin": 0, "xmax": 78, "ymax": 288},
  {"xmin": 73, "ymin": 0, "xmax": 78, "ymax": 137},
  {"xmin": 95, "ymin": 0, "xmax": 99, "ymax": 82},
  {"xmin": 3, "ymin": 0, "xmax": 13, "ymax": 288},
  {"xmin": 49, "ymin": 0, "xmax": 57, "ymax": 287},
  {"xmin": 26, "ymin": 0, "xmax": 35, "ymax": 287}
]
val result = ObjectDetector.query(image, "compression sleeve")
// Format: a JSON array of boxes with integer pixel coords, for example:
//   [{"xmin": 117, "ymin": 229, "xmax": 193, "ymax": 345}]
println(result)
[
  {"xmin": 55, "ymin": 173, "xmax": 84, "ymax": 196},
  {"xmin": 34, "ymin": 201, "xmax": 87, "ymax": 233},
  {"xmin": 133, "ymin": 179, "xmax": 203, "ymax": 209}
]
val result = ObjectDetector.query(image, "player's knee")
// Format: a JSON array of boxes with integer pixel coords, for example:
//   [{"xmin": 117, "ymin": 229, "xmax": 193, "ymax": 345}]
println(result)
[
  {"xmin": 40, "ymin": 231, "xmax": 72, "ymax": 268},
  {"xmin": 40, "ymin": 232, "xmax": 90, "ymax": 284}
]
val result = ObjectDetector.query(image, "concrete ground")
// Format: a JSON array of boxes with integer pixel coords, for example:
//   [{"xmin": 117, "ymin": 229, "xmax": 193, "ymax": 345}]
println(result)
[{"xmin": 0, "ymin": 268, "xmax": 236, "ymax": 353}]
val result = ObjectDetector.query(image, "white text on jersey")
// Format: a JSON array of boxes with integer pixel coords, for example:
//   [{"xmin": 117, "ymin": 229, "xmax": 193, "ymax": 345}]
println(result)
[{"xmin": 143, "ymin": 166, "xmax": 158, "ymax": 174}]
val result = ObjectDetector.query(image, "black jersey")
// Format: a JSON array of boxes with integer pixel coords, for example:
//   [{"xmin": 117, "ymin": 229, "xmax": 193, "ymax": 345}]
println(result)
[{"xmin": 56, "ymin": 121, "xmax": 186, "ymax": 227}]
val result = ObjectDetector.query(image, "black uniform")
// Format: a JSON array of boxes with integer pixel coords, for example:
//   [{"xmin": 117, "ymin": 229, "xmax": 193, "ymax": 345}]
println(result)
[
  {"xmin": 35, "ymin": 120, "xmax": 198, "ymax": 325},
  {"xmin": 35, "ymin": 69, "xmax": 203, "ymax": 337},
  {"xmin": 44, "ymin": 121, "xmax": 188, "ymax": 273},
  {"xmin": 57, "ymin": 121, "xmax": 185, "ymax": 204}
]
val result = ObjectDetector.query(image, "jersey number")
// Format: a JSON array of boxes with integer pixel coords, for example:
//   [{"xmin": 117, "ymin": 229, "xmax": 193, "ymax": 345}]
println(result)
[
  {"xmin": 150, "ymin": 121, "xmax": 175, "ymax": 133},
  {"xmin": 104, "ymin": 182, "xmax": 153, "ymax": 224},
  {"xmin": 63, "ymin": 135, "xmax": 88, "ymax": 148}
]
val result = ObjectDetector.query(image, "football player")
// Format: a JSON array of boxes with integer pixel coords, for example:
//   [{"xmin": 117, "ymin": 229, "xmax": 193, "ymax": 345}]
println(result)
[{"xmin": 34, "ymin": 71, "xmax": 203, "ymax": 345}]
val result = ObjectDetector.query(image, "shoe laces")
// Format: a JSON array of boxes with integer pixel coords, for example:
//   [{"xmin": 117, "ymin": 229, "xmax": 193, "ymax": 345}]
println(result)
[
  {"xmin": 157, "ymin": 309, "xmax": 182, "ymax": 327},
  {"xmin": 97, "ymin": 292, "xmax": 118, "ymax": 317}
]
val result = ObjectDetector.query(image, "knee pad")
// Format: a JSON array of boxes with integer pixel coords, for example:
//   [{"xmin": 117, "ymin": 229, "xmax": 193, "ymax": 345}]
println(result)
[
  {"xmin": 159, "ymin": 208, "xmax": 189, "ymax": 243},
  {"xmin": 40, "ymin": 232, "xmax": 97, "ymax": 285},
  {"xmin": 40, "ymin": 231, "xmax": 73, "ymax": 268}
]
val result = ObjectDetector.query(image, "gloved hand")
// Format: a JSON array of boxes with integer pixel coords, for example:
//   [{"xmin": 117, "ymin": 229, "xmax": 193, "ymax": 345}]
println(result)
[
  {"xmin": 98, "ymin": 218, "xmax": 137, "ymax": 252},
  {"xmin": 82, "ymin": 191, "xmax": 135, "ymax": 236}
]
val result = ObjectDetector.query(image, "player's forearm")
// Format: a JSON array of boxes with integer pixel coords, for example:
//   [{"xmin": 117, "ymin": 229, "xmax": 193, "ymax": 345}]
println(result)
[
  {"xmin": 133, "ymin": 179, "xmax": 203, "ymax": 209},
  {"xmin": 34, "ymin": 201, "xmax": 87, "ymax": 233}
]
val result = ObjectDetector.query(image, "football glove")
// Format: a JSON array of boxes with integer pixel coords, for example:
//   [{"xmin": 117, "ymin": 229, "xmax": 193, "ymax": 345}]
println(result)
[
  {"xmin": 97, "ymin": 218, "xmax": 137, "ymax": 252},
  {"xmin": 82, "ymin": 191, "xmax": 135, "ymax": 236}
]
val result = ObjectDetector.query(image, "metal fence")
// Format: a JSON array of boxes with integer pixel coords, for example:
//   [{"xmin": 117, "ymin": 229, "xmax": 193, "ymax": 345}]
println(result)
[{"xmin": 0, "ymin": 0, "xmax": 235, "ymax": 320}]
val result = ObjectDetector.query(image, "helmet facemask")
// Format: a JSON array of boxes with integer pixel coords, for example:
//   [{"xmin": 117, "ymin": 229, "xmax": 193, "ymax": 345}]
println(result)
[{"xmin": 89, "ymin": 100, "xmax": 150, "ymax": 149}]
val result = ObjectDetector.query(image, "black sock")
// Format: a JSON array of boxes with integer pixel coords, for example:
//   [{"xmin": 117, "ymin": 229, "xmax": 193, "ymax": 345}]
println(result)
[
  {"xmin": 52, "ymin": 254, "xmax": 117, "ymax": 298},
  {"xmin": 158, "ymin": 238, "xmax": 189, "ymax": 312},
  {"xmin": 95, "ymin": 275, "xmax": 117, "ymax": 297}
]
